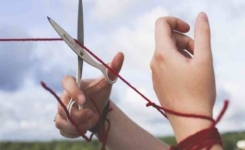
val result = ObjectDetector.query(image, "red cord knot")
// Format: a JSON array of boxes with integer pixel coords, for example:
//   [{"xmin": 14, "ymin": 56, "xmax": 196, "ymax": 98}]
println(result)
[
  {"xmin": 146, "ymin": 102, "xmax": 168, "ymax": 118},
  {"xmin": 146, "ymin": 102, "xmax": 157, "ymax": 107}
]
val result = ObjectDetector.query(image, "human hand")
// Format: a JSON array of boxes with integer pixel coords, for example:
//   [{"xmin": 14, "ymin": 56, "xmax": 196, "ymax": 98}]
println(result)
[
  {"xmin": 55, "ymin": 52, "xmax": 124, "ymax": 138},
  {"xmin": 150, "ymin": 12, "xmax": 216, "ymax": 142}
]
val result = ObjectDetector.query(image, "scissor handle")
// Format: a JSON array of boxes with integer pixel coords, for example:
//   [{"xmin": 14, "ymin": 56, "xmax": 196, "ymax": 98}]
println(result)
[
  {"xmin": 102, "ymin": 65, "xmax": 118, "ymax": 84},
  {"xmin": 79, "ymin": 47, "xmax": 117, "ymax": 84}
]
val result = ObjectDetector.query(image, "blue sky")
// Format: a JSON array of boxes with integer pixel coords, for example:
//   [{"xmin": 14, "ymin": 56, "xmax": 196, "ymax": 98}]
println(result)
[{"xmin": 0, "ymin": 0, "xmax": 245, "ymax": 141}]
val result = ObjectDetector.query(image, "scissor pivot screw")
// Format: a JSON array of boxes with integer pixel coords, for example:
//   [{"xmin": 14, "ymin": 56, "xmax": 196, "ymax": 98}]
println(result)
[{"xmin": 80, "ymin": 50, "xmax": 84, "ymax": 56}]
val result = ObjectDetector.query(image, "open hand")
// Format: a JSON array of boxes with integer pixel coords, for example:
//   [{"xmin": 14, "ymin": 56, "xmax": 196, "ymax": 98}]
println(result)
[{"xmin": 150, "ymin": 12, "xmax": 216, "ymax": 142}]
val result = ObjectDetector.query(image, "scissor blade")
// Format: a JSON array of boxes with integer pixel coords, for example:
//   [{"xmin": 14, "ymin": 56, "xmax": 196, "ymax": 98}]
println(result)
[
  {"xmin": 77, "ymin": 0, "xmax": 84, "ymax": 82},
  {"xmin": 77, "ymin": 0, "xmax": 84, "ymax": 44},
  {"xmin": 47, "ymin": 17, "xmax": 82, "ymax": 58}
]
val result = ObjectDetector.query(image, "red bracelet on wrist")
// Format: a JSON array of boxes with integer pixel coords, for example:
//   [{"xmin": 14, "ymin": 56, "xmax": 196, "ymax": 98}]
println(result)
[
  {"xmin": 169, "ymin": 101, "xmax": 228, "ymax": 150},
  {"xmin": 170, "ymin": 127, "xmax": 222, "ymax": 150}
]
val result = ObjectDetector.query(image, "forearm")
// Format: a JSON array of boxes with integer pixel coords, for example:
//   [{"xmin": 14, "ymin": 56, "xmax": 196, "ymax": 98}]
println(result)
[{"xmin": 98, "ymin": 100, "xmax": 169, "ymax": 150}]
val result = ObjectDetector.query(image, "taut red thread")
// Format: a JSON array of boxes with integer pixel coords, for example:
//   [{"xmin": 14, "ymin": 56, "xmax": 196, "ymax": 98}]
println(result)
[
  {"xmin": 0, "ymin": 38, "xmax": 223, "ymax": 120},
  {"xmin": 0, "ymin": 38, "xmax": 62, "ymax": 41},
  {"xmin": 1, "ymin": 38, "xmax": 228, "ymax": 149}
]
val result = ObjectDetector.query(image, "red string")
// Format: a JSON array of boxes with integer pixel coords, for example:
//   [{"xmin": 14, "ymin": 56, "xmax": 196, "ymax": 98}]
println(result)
[
  {"xmin": 41, "ymin": 82, "xmax": 110, "ymax": 150},
  {"xmin": 0, "ymin": 38, "xmax": 218, "ymax": 120},
  {"xmin": 0, "ymin": 38, "xmax": 229, "ymax": 150},
  {"xmin": 170, "ymin": 128, "xmax": 223, "ymax": 150},
  {"xmin": 0, "ymin": 38, "xmax": 62, "ymax": 41},
  {"xmin": 41, "ymin": 82, "xmax": 91, "ymax": 141},
  {"xmin": 89, "ymin": 95, "xmax": 112, "ymax": 150},
  {"xmin": 170, "ymin": 101, "xmax": 228, "ymax": 150}
]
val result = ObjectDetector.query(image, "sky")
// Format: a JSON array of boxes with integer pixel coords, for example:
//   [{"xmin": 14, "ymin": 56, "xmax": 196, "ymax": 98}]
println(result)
[{"xmin": 0, "ymin": 0, "xmax": 244, "ymax": 141}]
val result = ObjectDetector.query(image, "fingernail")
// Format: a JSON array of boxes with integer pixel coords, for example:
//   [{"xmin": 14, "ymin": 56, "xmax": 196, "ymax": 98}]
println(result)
[
  {"xmin": 198, "ymin": 12, "xmax": 207, "ymax": 21},
  {"xmin": 77, "ymin": 94, "xmax": 85, "ymax": 104}
]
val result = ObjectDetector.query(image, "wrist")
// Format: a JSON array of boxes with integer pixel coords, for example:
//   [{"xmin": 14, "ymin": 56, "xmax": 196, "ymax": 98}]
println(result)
[
  {"xmin": 166, "ymin": 107, "xmax": 213, "ymax": 142},
  {"xmin": 169, "ymin": 115, "xmax": 213, "ymax": 142},
  {"xmin": 88, "ymin": 101, "xmax": 111, "ymax": 133}
]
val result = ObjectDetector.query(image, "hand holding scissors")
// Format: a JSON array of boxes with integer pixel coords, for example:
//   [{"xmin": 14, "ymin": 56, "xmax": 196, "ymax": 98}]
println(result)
[
  {"xmin": 50, "ymin": 1, "xmax": 124, "ymax": 136},
  {"xmin": 48, "ymin": 15, "xmax": 119, "ymax": 121}
]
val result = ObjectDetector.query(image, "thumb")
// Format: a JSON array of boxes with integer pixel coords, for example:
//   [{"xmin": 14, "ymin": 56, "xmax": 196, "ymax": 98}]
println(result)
[
  {"xmin": 194, "ymin": 12, "xmax": 212, "ymax": 61},
  {"xmin": 107, "ymin": 52, "xmax": 124, "ymax": 81}
]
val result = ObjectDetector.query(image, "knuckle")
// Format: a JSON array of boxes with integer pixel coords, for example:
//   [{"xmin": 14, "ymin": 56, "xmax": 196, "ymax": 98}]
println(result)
[
  {"xmin": 154, "ymin": 50, "xmax": 165, "ymax": 62},
  {"xmin": 150, "ymin": 51, "xmax": 165, "ymax": 70}
]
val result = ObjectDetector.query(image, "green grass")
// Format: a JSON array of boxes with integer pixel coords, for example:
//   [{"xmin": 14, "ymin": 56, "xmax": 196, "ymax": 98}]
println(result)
[{"xmin": 0, "ymin": 131, "xmax": 244, "ymax": 150}]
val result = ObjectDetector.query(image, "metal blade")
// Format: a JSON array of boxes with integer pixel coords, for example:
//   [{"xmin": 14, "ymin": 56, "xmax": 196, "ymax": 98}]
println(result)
[
  {"xmin": 77, "ymin": 0, "xmax": 84, "ymax": 86},
  {"xmin": 78, "ymin": 0, "xmax": 84, "ymax": 44},
  {"xmin": 47, "ymin": 17, "xmax": 84, "ymax": 58}
]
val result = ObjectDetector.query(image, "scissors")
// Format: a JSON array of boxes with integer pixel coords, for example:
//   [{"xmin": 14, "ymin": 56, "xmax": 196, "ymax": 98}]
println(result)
[{"xmin": 48, "ymin": 0, "xmax": 117, "ymax": 122}]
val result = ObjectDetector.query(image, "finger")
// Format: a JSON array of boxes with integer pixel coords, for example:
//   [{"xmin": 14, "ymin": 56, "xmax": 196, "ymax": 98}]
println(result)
[
  {"xmin": 60, "ymin": 130, "xmax": 80, "ymax": 139},
  {"xmin": 70, "ymin": 108, "xmax": 94, "ymax": 124},
  {"xmin": 62, "ymin": 76, "xmax": 85, "ymax": 105},
  {"xmin": 55, "ymin": 113, "xmax": 92, "ymax": 134},
  {"xmin": 107, "ymin": 52, "xmax": 124, "ymax": 81},
  {"xmin": 58, "ymin": 96, "xmax": 94, "ymax": 123},
  {"xmin": 58, "ymin": 91, "xmax": 71, "ymax": 118},
  {"xmin": 155, "ymin": 17, "xmax": 190, "ymax": 50},
  {"xmin": 194, "ymin": 12, "xmax": 212, "ymax": 60},
  {"xmin": 173, "ymin": 31, "xmax": 194, "ymax": 54}
]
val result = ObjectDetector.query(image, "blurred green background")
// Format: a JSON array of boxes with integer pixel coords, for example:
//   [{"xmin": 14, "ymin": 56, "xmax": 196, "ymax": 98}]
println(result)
[{"xmin": 0, "ymin": 131, "xmax": 244, "ymax": 150}]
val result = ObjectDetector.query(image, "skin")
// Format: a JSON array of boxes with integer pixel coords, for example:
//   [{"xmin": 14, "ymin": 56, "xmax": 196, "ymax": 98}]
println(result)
[
  {"xmin": 55, "ymin": 12, "xmax": 222, "ymax": 150},
  {"xmin": 151, "ymin": 12, "xmax": 222, "ymax": 149},
  {"xmin": 55, "ymin": 53, "xmax": 169, "ymax": 150}
]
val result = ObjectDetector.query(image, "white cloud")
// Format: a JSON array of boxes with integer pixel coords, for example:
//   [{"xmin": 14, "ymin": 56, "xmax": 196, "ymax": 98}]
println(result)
[
  {"xmin": 91, "ymin": 0, "xmax": 139, "ymax": 20},
  {"xmin": 0, "ymin": 79, "xmax": 60, "ymax": 140},
  {"xmin": 90, "ymin": 6, "xmax": 168, "ymax": 73},
  {"xmin": 1, "ymin": 0, "xmax": 245, "ymax": 141}
]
